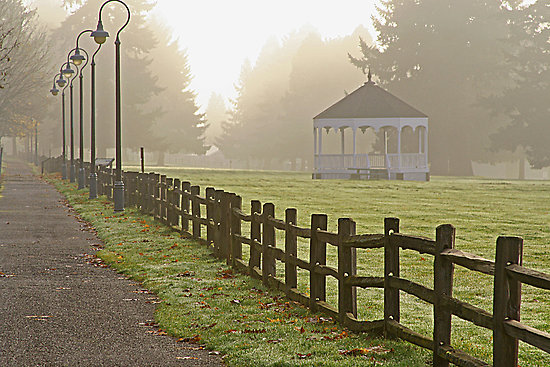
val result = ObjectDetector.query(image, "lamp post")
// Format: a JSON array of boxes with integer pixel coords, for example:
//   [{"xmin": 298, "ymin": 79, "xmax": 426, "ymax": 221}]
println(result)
[
  {"xmin": 69, "ymin": 39, "xmax": 90, "ymax": 190},
  {"xmin": 92, "ymin": 0, "xmax": 130, "ymax": 212},
  {"xmin": 62, "ymin": 59, "xmax": 78, "ymax": 183},
  {"xmin": 51, "ymin": 72, "xmax": 68, "ymax": 179},
  {"xmin": 88, "ymin": 43, "xmax": 102, "ymax": 199}
]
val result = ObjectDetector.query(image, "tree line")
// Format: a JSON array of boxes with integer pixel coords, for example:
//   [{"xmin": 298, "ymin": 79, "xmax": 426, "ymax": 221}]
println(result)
[
  {"xmin": 2, "ymin": 0, "xmax": 549, "ymax": 176},
  {"xmin": 215, "ymin": 0, "xmax": 549, "ymax": 175}
]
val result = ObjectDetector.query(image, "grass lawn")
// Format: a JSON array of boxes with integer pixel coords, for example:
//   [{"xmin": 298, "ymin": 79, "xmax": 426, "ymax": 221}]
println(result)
[
  {"xmin": 48, "ymin": 173, "xmax": 431, "ymax": 367},
  {"xmin": 123, "ymin": 166, "xmax": 550, "ymax": 366}
]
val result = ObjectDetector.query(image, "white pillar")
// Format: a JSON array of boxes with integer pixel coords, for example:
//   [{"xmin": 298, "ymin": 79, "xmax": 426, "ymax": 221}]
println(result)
[
  {"xmin": 318, "ymin": 127, "xmax": 323, "ymax": 155},
  {"xmin": 353, "ymin": 128, "xmax": 357, "ymax": 168},
  {"xmin": 397, "ymin": 127, "xmax": 402, "ymax": 169},
  {"xmin": 340, "ymin": 128, "xmax": 345, "ymax": 168},
  {"xmin": 424, "ymin": 127, "xmax": 429, "ymax": 168},
  {"xmin": 340, "ymin": 128, "xmax": 345, "ymax": 154},
  {"xmin": 313, "ymin": 127, "xmax": 317, "ymax": 171},
  {"xmin": 418, "ymin": 127, "xmax": 422, "ymax": 153}
]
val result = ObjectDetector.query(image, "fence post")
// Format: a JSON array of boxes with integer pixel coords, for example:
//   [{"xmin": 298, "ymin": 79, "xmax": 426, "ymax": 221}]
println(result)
[
  {"xmin": 230, "ymin": 194, "xmax": 242, "ymax": 267},
  {"xmin": 493, "ymin": 236, "xmax": 523, "ymax": 367},
  {"xmin": 160, "ymin": 175, "xmax": 167, "ymax": 222},
  {"xmin": 191, "ymin": 185, "xmax": 201, "ymax": 239},
  {"xmin": 181, "ymin": 181, "xmax": 191, "ymax": 233},
  {"xmin": 214, "ymin": 190, "xmax": 224, "ymax": 257},
  {"xmin": 166, "ymin": 177, "xmax": 173, "ymax": 225},
  {"xmin": 433, "ymin": 224, "xmax": 455, "ymax": 367},
  {"xmin": 153, "ymin": 173, "xmax": 160, "ymax": 218},
  {"xmin": 250, "ymin": 200, "xmax": 262, "ymax": 274},
  {"xmin": 262, "ymin": 203, "xmax": 276, "ymax": 286},
  {"xmin": 220, "ymin": 192, "xmax": 232, "ymax": 264},
  {"xmin": 205, "ymin": 188, "xmax": 215, "ymax": 247},
  {"xmin": 107, "ymin": 168, "xmax": 113, "ymax": 200},
  {"xmin": 338, "ymin": 217, "xmax": 357, "ymax": 323},
  {"xmin": 147, "ymin": 173, "xmax": 155, "ymax": 214},
  {"xmin": 384, "ymin": 217, "xmax": 400, "ymax": 336},
  {"xmin": 285, "ymin": 208, "xmax": 298, "ymax": 294},
  {"xmin": 172, "ymin": 179, "xmax": 180, "ymax": 227},
  {"xmin": 310, "ymin": 214, "xmax": 328, "ymax": 312}
]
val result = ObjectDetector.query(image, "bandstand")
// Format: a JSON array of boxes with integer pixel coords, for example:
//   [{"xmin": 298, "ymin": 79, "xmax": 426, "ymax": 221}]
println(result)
[{"xmin": 313, "ymin": 73, "xmax": 429, "ymax": 181}]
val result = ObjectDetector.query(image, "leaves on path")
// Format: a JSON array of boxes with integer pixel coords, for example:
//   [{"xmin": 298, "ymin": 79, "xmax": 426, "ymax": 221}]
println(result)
[{"xmin": 178, "ymin": 335, "xmax": 202, "ymax": 343}]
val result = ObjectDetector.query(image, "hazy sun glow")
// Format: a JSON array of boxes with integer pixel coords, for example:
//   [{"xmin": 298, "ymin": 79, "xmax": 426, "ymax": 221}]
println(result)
[{"xmin": 152, "ymin": 0, "xmax": 378, "ymax": 108}]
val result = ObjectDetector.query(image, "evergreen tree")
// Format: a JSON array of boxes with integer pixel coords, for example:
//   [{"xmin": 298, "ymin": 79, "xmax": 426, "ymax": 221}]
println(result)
[
  {"xmin": 148, "ymin": 20, "xmax": 208, "ymax": 164},
  {"xmin": 486, "ymin": 1, "xmax": 550, "ymax": 169},
  {"xmin": 216, "ymin": 60, "xmax": 252, "ymax": 162},
  {"xmin": 52, "ymin": 0, "xmax": 162, "ymax": 157},
  {"xmin": 280, "ymin": 27, "xmax": 370, "ymax": 169},
  {"xmin": 350, "ymin": 0, "xmax": 514, "ymax": 175},
  {"xmin": 204, "ymin": 93, "xmax": 227, "ymax": 146},
  {"xmin": 218, "ymin": 26, "xmax": 371, "ymax": 168}
]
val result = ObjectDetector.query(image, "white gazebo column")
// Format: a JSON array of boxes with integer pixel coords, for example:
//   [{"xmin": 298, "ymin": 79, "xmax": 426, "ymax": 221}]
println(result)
[
  {"xmin": 424, "ymin": 127, "xmax": 429, "ymax": 168},
  {"xmin": 313, "ymin": 127, "xmax": 318, "ymax": 171},
  {"xmin": 418, "ymin": 127, "xmax": 422, "ymax": 153},
  {"xmin": 397, "ymin": 127, "xmax": 402, "ymax": 169},
  {"xmin": 318, "ymin": 127, "xmax": 323, "ymax": 173},
  {"xmin": 352, "ymin": 128, "xmax": 357, "ymax": 168},
  {"xmin": 318, "ymin": 127, "xmax": 323, "ymax": 155},
  {"xmin": 340, "ymin": 128, "xmax": 345, "ymax": 168}
]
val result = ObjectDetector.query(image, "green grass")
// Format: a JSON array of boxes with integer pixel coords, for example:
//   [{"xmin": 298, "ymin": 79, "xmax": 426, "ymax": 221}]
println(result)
[
  {"xmin": 48, "ymin": 173, "xmax": 430, "ymax": 367},
  {"xmin": 125, "ymin": 166, "xmax": 550, "ymax": 366}
]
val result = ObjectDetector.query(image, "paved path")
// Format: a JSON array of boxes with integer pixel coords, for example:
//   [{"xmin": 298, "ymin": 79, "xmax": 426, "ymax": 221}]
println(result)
[{"xmin": 0, "ymin": 159, "xmax": 223, "ymax": 366}]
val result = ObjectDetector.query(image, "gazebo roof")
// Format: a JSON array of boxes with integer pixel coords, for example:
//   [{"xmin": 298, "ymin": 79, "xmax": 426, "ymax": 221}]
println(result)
[{"xmin": 314, "ymin": 77, "xmax": 427, "ymax": 120}]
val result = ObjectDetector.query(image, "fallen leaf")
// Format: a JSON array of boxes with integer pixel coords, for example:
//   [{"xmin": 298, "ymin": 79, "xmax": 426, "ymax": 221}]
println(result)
[{"xmin": 177, "ymin": 335, "xmax": 201, "ymax": 343}]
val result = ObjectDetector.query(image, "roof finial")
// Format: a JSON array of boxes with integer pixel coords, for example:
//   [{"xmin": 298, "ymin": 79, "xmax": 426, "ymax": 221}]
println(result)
[{"xmin": 367, "ymin": 68, "xmax": 372, "ymax": 82}]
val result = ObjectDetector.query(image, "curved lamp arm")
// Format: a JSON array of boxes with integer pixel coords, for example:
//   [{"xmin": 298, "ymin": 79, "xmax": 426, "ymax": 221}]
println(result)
[
  {"xmin": 63, "ymin": 61, "xmax": 79, "ymax": 87},
  {"xmin": 50, "ymin": 72, "xmax": 62, "ymax": 95},
  {"xmin": 56, "ymin": 65, "xmax": 69, "ymax": 89},
  {"xmin": 75, "ymin": 48, "xmax": 89, "ymax": 76},
  {"xmin": 92, "ymin": 0, "xmax": 131, "ymax": 44},
  {"xmin": 72, "ymin": 30, "xmax": 94, "ymax": 68}
]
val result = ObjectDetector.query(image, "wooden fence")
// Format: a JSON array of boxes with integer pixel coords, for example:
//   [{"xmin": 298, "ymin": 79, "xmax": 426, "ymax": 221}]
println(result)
[{"xmin": 48, "ymin": 163, "xmax": 550, "ymax": 367}]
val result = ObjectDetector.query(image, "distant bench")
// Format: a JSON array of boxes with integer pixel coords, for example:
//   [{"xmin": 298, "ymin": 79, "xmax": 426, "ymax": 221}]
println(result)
[
  {"xmin": 348, "ymin": 167, "xmax": 389, "ymax": 180},
  {"xmin": 95, "ymin": 158, "xmax": 114, "ymax": 169}
]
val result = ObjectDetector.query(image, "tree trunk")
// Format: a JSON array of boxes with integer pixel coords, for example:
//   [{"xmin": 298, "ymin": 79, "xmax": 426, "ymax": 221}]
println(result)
[{"xmin": 291, "ymin": 158, "xmax": 296, "ymax": 171}]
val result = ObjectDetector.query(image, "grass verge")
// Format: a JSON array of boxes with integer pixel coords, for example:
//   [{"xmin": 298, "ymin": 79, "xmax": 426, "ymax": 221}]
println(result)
[{"xmin": 46, "ymin": 173, "xmax": 429, "ymax": 367}]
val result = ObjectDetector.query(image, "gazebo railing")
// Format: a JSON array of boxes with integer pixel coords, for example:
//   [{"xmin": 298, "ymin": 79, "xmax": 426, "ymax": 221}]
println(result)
[
  {"xmin": 315, "ymin": 153, "xmax": 427, "ymax": 172},
  {"xmin": 400, "ymin": 153, "xmax": 428, "ymax": 169}
]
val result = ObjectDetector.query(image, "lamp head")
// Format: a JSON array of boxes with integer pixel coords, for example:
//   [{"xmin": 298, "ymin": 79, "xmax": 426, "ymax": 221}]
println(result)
[
  {"xmin": 91, "ymin": 20, "xmax": 109, "ymax": 44},
  {"xmin": 56, "ymin": 77, "xmax": 67, "ymax": 88},
  {"xmin": 70, "ymin": 49, "xmax": 85, "ymax": 66},
  {"xmin": 50, "ymin": 87, "xmax": 59, "ymax": 96},
  {"xmin": 62, "ymin": 65, "xmax": 74, "ymax": 79}
]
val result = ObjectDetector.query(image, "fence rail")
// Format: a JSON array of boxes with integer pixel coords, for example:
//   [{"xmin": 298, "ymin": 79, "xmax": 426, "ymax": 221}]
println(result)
[{"xmin": 43, "ymin": 162, "xmax": 550, "ymax": 367}]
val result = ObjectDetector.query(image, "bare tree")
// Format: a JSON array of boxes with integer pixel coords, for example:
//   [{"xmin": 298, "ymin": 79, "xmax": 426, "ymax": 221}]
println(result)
[{"xmin": 0, "ymin": 0, "xmax": 52, "ymax": 140}]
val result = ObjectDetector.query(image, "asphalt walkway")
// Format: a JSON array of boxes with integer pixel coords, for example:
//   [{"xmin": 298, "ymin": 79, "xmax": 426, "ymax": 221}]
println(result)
[{"xmin": 0, "ymin": 159, "xmax": 223, "ymax": 366}]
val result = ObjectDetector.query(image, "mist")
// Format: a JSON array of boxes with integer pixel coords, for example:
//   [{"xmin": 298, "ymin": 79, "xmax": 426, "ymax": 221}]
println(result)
[{"xmin": 9, "ymin": 0, "xmax": 550, "ymax": 179}]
